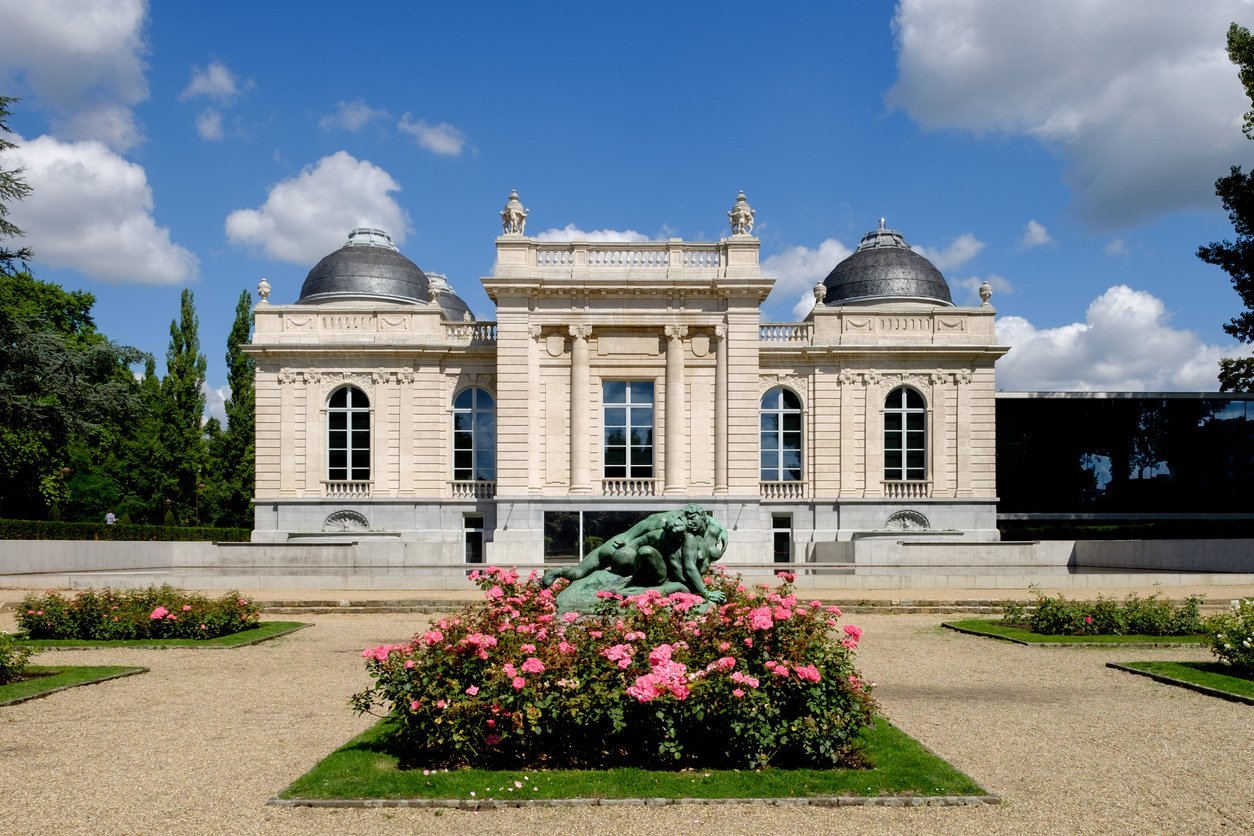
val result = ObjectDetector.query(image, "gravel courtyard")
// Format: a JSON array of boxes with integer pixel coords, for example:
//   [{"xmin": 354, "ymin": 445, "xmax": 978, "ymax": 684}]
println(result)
[{"xmin": 1, "ymin": 606, "xmax": 1250, "ymax": 835}]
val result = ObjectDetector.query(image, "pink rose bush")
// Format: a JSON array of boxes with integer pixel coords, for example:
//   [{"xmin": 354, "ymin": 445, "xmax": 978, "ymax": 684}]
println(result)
[
  {"xmin": 351, "ymin": 566, "xmax": 876, "ymax": 769},
  {"xmin": 17, "ymin": 585, "xmax": 261, "ymax": 641}
]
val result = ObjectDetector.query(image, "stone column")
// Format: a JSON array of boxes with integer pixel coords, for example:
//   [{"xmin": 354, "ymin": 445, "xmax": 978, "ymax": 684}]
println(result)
[
  {"xmin": 569, "ymin": 325, "xmax": 592, "ymax": 494},
  {"xmin": 929, "ymin": 372, "xmax": 949, "ymax": 497},
  {"xmin": 528, "ymin": 326, "xmax": 542, "ymax": 494},
  {"xmin": 955, "ymin": 370, "xmax": 973, "ymax": 498},
  {"xmin": 664, "ymin": 324, "xmax": 688, "ymax": 494},
  {"xmin": 713, "ymin": 324, "xmax": 728, "ymax": 495}
]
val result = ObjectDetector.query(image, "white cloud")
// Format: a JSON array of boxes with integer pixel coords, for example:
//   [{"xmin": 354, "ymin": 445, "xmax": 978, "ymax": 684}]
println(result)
[
  {"xmin": 887, "ymin": 0, "xmax": 1254, "ymax": 226},
  {"xmin": 397, "ymin": 115, "xmax": 467, "ymax": 156},
  {"xmin": 913, "ymin": 233, "xmax": 984, "ymax": 271},
  {"xmin": 7, "ymin": 134, "xmax": 198, "ymax": 285},
  {"xmin": 180, "ymin": 60, "xmax": 244, "ymax": 103},
  {"xmin": 203, "ymin": 383, "xmax": 229, "ymax": 423},
  {"xmin": 762, "ymin": 239, "xmax": 854, "ymax": 319},
  {"xmin": 995, "ymin": 285, "xmax": 1252, "ymax": 391},
  {"xmin": 1019, "ymin": 220, "xmax": 1053, "ymax": 249},
  {"xmin": 195, "ymin": 108, "xmax": 223, "ymax": 141},
  {"xmin": 957, "ymin": 273, "xmax": 1014, "ymax": 304},
  {"xmin": 320, "ymin": 99, "xmax": 389, "ymax": 132},
  {"xmin": 225, "ymin": 151, "xmax": 410, "ymax": 263},
  {"xmin": 534, "ymin": 224, "xmax": 655, "ymax": 243},
  {"xmin": 1104, "ymin": 238, "xmax": 1128, "ymax": 257},
  {"xmin": 0, "ymin": 0, "xmax": 148, "ymax": 151}
]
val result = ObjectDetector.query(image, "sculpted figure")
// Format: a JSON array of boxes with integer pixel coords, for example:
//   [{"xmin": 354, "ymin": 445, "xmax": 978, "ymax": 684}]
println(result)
[
  {"xmin": 500, "ymin": 189, "xmax": 529, "ymax": 235},
  {"xmin": 543, "ymin": 504, "xmax": 727, "ymax": 606},
  {"xmin": 728, "ymin": 190, "xmax": 755, "ymax": 236}
]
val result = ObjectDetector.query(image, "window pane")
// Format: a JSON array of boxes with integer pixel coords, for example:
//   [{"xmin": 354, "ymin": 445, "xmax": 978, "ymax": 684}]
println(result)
[
  {"xmin": 454, "ymin": 389, "xmax": 473, "ymax": 409},
  {"xmin": 453, "ymin": 413, "xmax": 471, "ymax": 432},
  {"xmin": 905, "ymin": 389, "xmax": 924, "ymax": 409},
  {"xmin": 885, "ymin": 430, "xmax": 902, "ymax": 450},
  {"xmin": 783, "ymin": 450, "xmax": 802, "ymax": 471},
  {"xmin": 885, "ymin": 450, "xmax": 902, "ymax": 470},
  {"xmin": 635, "ymin": 464, "xmax": 653, "ymax": 478},
  {"xmin": 328, "ymin": 449, "xmax": 346, "ymax": 470},
  {"xmin": 605, "ymin": 428, "xmax": 626, "ymax": 447},
  {"xmin": 761, "ymin": 413, "xmax": 779, "ymax": 432},
  {"xmin": 328, "ymin": 412, "xmax": 346, "ymax": 431},
  {"xmin": 604, "ymin": 407, "xmax": 626, "ymax": 427},
  {"xmin": 352, "ymin": 449, "xmax": 370, "ymax": 469},
  {"xmin": 781, "ymin": 390, "xmax": 801, "ymax": 410},
  {"xmin": 605, "ymin": 464, "xmax": 626, "ymax": 478},
  {"xmin": 761, "ymin": 431, "xmax": 777, "ymax": 451},
  {"xmin": 351, "ymin": 411, "xmax": 369, "ymax": 430},
  {"xmin": 885, "ymin": 413, "xmax": 902, "ymax": 432},
  {"xmin": 603, "ymin": 381, "xmax": 625, "ymax": 403},
  {"xmin": 454, "ymin": 449, "xmax": 472, "ymax": 470},
  {"xmin": 478, "ymin": 450, "xmax": 496, "ymax": 479},
  {"xmin": 330, "ymin": 388, "xmax": 347, "ymax": 408},
  {"xmin": 761, "ymin": 389, "xmax": 780, "ymax": 410},
  {"xmin": 629, "ymin": 381, "xmax": 654, "ymax": 401},
  {"xmin": 783, "ymin": 431, "xmax": 801, "ymax": 450},
  {"xmin": 631, "ymin": 427, "xmax": 652, "ymax": 447},
  {"xmin": 762, "ymin": 467, "xmax": 779, "ymax": 481},
  {"xmin": 632, "ymin": 407, "xmax": 653, "ymax": 427},
  {"xmin": 906, "ymin": 413, "xmax": 926, "ymax": 431},
  {"xmin": 329, "ymin": 430, "xmax": 346, "ymax": 450},
  {"xmin": 784, "ymin": 466, "xmax": 802, "ymax": 481},
  {"xmin": 476, "ymin": 412, "xmax": 496, "ymax": 435},
  {"xmin": 605, "ymin": 447, "xmax": 625, "ymax": 467},
  {"xmin": 454, "ymin": 430, "xmax": 472, "ymax": 450},
  {"xmin": 782, "ymin": 412, "xmax": 801, "ymax": 432},
  {"xmin": 906, "ymin": 450, "xmax": 925, "ymax": 470},
  {"xmin": 630, "ymin": 446, "xmax": 652, "ymax": 467},
  {"xmin": 761, "ymin": 450, "xmax": 779, "ymax": 470}
]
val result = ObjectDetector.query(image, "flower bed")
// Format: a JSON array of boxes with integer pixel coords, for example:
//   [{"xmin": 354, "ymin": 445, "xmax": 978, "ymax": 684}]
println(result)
[
  {"xmin": 16, "ymin": 586, "xmax": 261, "ymax": 641},
  {"xmin": 0, "ymin": 631, "xmax": 32, "ymax": 684},
  {"xmin": 1205, "ymin": 598, "xmax": 1253, "ymax": 673},
  {"xmin": 352, "ymin": 568, "xmax": 876, "ymax": 771},
  {"xmin": 1000, "ymin": 592, "xmax": 1202, "ymax": 637}
]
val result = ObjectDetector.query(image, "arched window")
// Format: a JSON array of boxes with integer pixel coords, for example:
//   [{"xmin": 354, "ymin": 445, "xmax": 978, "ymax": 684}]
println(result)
[
  {"xmin": 760, "ymin": 387, "xmax": 802, "ymax": 481},
  {"xmin": 328, "ymin": 386, "xmax": 370, "ymax": 481},
  {"xmin": 884, "ymin": 386, "xmax": 926, "ymax": 481},
  {"xmin": 453, "ymin": 388, "xmax": 496, "ymax": 481}
]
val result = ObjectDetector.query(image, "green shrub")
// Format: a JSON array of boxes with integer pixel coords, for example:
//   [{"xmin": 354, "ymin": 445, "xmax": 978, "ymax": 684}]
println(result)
[
  {"xmin": 1205, "ymin": 599, "xmax": 1254, "ymax": 673},
  {"xmin": 0, "ymin": 519, "xmax": 250, "ymax": 542},
  {"xmin": 0, "ymin": 631, "xmax": 33, "ymax": 684},
  {"xmin": 1002, "ymin": 592, "xmax": 1203, "ymax": 636},
  {"xmin": 17, "ymin": 585, "xmax": 261, "ymax": 640},
  {"xmin": 352, "ymin": 568, "xmax": 877, "ymax": 770}
]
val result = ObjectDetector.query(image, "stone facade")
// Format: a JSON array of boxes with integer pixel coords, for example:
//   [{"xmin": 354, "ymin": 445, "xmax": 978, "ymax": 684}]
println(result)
[{"xmin": 246, "ymin": 196, "xmax": 1008, "ymax": 567}]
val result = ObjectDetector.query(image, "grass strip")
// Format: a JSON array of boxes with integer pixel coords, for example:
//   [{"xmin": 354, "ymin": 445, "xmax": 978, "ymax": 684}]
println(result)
[
  {"xmin": 943, "ymin": 619, "xmax": 1207, "ymax": 647},
  {"xmin": 278, "ymin": 716, "xmax": 989, "ymax": 803},
  {"xmin": 15, "ymin": 621, "xmax": 310, "ymax": 650},
  {"xmin": 1109, "ymin": 661, "xmax": 1254, "ymax": 704},
  {"xmin": 0, "ymin": 665, "xmax": 147, "ymax": 706}
]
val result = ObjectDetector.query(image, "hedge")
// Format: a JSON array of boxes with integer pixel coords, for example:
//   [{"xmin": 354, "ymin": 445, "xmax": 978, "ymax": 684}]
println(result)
[{"xmin": 0, "ymin": 519, "xmax": 250, "ymax": 542}]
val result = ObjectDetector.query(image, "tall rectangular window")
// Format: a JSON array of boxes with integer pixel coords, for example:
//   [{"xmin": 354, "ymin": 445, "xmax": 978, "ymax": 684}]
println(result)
[{"xmin": 603, "ymin": 381, "xmax": 654, "ymax": 479}]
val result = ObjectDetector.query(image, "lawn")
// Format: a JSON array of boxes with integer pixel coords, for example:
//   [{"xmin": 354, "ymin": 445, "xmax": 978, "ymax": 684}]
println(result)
[
  {"xmin": 14, "ymin": 621, "xmax": 309, "ymax": 649},
  {"xmin": 943, "ymin": 619, "xmax": 1208, "ymax": 647},
  {"xmin": 276, "ymin": 716, "xmax": 994, "ymax": 805},
  {"xmin": 0, "ymin": 665, "xmax": 147, "ymax": 706},
  {"xmin": 1108, "ymin": 661, "xmax": 1254, "ymax": 704}
]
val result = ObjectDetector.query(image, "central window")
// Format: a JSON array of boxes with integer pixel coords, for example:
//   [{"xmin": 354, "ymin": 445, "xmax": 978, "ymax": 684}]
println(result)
[
  {"xmin": 884, "ymin": 386, "xmax": 926, "ymax": 481},
  {"xmin": 760, "ymin": 386, "xmax": 802, "ymax": 481},
  {"xmin": 603, "ymin": 381, "xmax": 654, "ymax": 479},
  {"xmin": 327, "ymin": 385, "xmax": 370, "ymax": 481}
]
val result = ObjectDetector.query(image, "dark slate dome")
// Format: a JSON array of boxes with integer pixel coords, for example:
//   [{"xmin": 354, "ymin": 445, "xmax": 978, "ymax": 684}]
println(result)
[
  {"xmin": 296, "ymin": 228, "xmax": 474, "ymax": 319},
  {"xmin": 821, "ymin": 221, "xmax": 953, "ymax": 306}
]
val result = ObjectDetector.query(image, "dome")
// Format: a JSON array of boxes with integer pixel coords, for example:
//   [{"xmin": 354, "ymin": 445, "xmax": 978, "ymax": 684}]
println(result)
[
  {"xmin": 820, "ymin": 221, "xmax": 953, "ymax": 306},
  {"xmin": 296, "ymin": 229, "xmax": 474, "ymax": 319}
]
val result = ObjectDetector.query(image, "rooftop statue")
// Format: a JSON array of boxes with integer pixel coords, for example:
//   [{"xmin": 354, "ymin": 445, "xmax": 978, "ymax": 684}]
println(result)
[
  {"xmin": 728, "ymin": 190, "xmax": 755, "ymax": 236},
  {"xmin": 500, "ymin": 189, "xmax": 529, "ymax": 235},
  {"xmin": 542, "ymin": 504, "xmax": 728, "ymax": 612}
]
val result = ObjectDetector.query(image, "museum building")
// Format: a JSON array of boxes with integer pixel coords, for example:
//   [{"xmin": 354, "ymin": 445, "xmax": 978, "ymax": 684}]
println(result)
[{"xmin": 245, "ymin": 192, "xmax": 1008, "ymax": 566}]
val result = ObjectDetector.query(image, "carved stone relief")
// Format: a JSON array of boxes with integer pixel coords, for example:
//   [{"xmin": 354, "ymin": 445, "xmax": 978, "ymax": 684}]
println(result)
[
  {"xmin": 324, "ymin": 510, "xmax": 370, "ymax": 531},
  {"xmin": 884, "ymin": 510, "xmax": 930, "ymax": 531}
]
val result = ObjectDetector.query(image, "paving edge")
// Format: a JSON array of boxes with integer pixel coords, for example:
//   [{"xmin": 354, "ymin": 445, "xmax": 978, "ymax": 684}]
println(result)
[
  {"xmin": 267, "ymin": 793, "xmax": 1001, "ymax": 809},
  {"xmin": 940, "ymin": 622, "xmax": 1207, "ymax": 648},
  {"xmin": 1105, "ymin": 663, "xmax": 1254, "ymax": 705},
  {"xmin": 0, "ymin": 666, "xmax": 149, "ymax": 707},
  {"xmin": 12, "ymin": 623, "xmax": 312, "ymax": 651}
]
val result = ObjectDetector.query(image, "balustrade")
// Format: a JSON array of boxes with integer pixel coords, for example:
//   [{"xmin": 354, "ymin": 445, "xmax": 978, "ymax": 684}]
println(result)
[
  {"xmin": 443, "ymin": 322, "xmax": 497, "ymax": 343},
  {"xmin": 882, "ymin": 480, "xmax": 932, "ymax": 499},
  {"xmin": 450, "ymin": 480, "xmax": 497, "ymax": 499},
  {"xmin": 760, "ymin": 481, "xmax": 807, "ymax": 500},
  {"xmin": 323, "ymin": 480, "xmax": 372, "ymax": 498},
  {"xmin": 759, "ymin": 322, "xmax": 813, "ymax": 343},
  {"xmin": 600, "ymin": 478, "xmax": 657, "ymax": 497}
]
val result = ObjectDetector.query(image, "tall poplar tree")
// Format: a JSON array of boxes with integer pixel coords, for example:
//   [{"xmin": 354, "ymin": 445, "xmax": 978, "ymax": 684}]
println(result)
[
  {"xmin": 0, "ymin": 96, "xmax": 33, "ymax": 276},
  {"xmin": 204, "ymin": 289, "xmax": 255, "ymax": 527},
  {"xmin": 157, "ymin": 289, "xmax": 207, "ymax": 523},
  {"xmin": 1198, "ymin": 23, "xmax": 1254, "ymax": 391}
]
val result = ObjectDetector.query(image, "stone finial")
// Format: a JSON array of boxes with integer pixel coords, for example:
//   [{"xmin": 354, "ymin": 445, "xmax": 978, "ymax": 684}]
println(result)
[
  {"xmin": 978, "ymin": 280, "xmax": 993, "ymax": 306},
  {"xmin": 501, "ymin": 189, "xmax": 529, "ymax": 235},
  {"xmin": 728, "ymin": 190, "xmax": 755, "ymax": 236},
  {"xmin": 257, "ymin": 277, "xmax": 271, "ymax": 304},
  {"xmin": 813, "ymin": 282, "xmax": 827, "ymax": 307}
]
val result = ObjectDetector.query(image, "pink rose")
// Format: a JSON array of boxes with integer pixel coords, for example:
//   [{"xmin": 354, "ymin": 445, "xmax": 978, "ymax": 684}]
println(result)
[
  {"xmin": 521, "ymin": 657, "xmax": 545, "ymax": 675},
  {"xmin": 150, "ymin": 606, "xmax": 169, "ymax": 620},
  {"xmin": 465, "ymin": 685, "xmax": 480, "ymax": 696},
  {"xmin": 182, "ymin": 605, "xmax": 192, "ymax": 612},
  {"xmin": 511, "ymin": 676, "xmax": 526, "ymax": 690}
]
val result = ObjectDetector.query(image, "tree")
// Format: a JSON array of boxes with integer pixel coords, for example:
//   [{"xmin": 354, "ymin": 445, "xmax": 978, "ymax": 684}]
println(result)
[
  {"xmin": 204, "ymin": 289, "xmax": 255, "ymax": 527},
  {"xmin": 0, "ymin": 272, "xmax": 145, "ymax": 518},
  {"xmin": 0, "ymin": 96, "xmax": 33, "ymax": 276},
  {"xmin": 1198, "ymin": 23, "xmax": 1254, "ymax": 391},
  {"xmin": 155, "ymin": 289, "xmax": 207, "ymax": 524}
]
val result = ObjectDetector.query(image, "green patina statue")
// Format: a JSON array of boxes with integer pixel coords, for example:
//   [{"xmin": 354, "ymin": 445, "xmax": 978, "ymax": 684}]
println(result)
[{"xmin": 542, "ymin": 503, "xmax": 728, "ymax": 612}]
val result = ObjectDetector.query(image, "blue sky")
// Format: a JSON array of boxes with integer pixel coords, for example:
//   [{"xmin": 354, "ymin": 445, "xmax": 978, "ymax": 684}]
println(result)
[{"xmin": 2, "ymin": 0, "xmax": 1253, "ymax": 419}]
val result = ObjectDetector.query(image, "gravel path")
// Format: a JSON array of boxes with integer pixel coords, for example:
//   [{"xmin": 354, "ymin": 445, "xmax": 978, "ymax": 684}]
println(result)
[{"xmin": 1, "ymin": 608, "xmax": 1250, "ymax": 835}]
